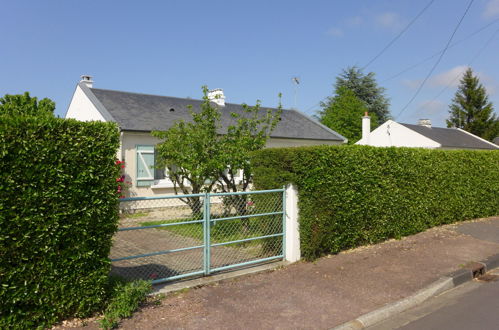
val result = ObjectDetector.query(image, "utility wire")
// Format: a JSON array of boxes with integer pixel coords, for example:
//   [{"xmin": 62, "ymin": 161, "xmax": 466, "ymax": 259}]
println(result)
[
  {"xmin": 382, "ymin": 17, "xmax": 499, "ymax": 83},
  {"xmin": 416, "ymin": 25, "xmax": 499, "ymax": 114},
  {"xmin": 362, "ymin": 0, "xmax": 435, "ymax": 70},
  {"xmin": 395, "ymin": 0, "xmax": 476, "ymax": 120}
]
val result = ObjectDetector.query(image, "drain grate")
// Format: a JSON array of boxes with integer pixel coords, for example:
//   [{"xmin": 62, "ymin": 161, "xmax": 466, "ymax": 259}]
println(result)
[{"xmin": 476, "ymin": 274, "xmax": 499, "ymax": 282}]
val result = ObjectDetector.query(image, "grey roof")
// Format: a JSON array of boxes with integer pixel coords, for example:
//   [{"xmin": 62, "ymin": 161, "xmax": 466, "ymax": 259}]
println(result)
[
  {"xmin": 400, "ymin": 123, "xmax": 498, "ymax": 150},
  {"xmin": 87, "ymin": 86, "xmax": 345, "ymax": 141},
  {"xmin": 493, "ymin": 136, "xmax": 499, "ymax": 145}
]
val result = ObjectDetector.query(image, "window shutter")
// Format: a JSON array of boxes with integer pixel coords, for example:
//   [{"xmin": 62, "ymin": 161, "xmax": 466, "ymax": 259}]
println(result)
[{"xmin": 136, "ymin": 145, "xmax": 154, "ymax": 186}]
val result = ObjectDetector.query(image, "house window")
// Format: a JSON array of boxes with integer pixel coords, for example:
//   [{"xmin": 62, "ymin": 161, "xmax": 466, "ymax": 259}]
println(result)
[{"xmin": 136, "ymin": 145, "xmax": 175, "ymax": 188}]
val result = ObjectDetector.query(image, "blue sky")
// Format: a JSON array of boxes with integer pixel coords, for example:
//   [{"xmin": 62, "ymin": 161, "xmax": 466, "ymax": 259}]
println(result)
[{"xmin": 2, "ymin": 0, "xmax": 499, "ymax": 126}]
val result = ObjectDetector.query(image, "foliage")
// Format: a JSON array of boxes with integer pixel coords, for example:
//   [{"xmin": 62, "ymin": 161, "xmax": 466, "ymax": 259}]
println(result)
[
  {"xmin": 319, "ymin": 87, "xmax": 379, "ymax": 144},
  {"xmin": 0, "ymin": 91, "xmax": 55, "ymax": 117},
  {"xmin": 153, "ymin": 86, "xmax": 281, "ymax": 215},
  {"xmin": 115, "ymin": 160, "xmax": 131, "ymax": 198},
  {"xmin": 446, "ymin": 67, "xmax": 499, "ymax": 141},
  {"xmin": 321, "ymin": 66, "xmax": 391, "ymax": 125},
  {"xmin": 252, "ymin": 145, "xmax": 499, "ymax": 260},
  {"xmin": 0, "ymin": 114, "xmax": 120, "ymax": 328},
  {"xmin": 100, "ymin": 279, "xmax": 152, "ymax": 330}
]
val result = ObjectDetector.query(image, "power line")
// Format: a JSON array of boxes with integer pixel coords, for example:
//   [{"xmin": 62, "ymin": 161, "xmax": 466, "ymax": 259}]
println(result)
[
  {"xmin": 382, "ymin": 17, "xmax": 499, "ymax": 83},
  {"xmin": 415, "ymin": 25, "xmax": 499, "ymax": 114},
  {"xmin": 395, "ymin": 0, "xmax": 476, "ymax": 120},
  {"xmin": 362, "ymin": 0, "xmax": 435, "ymax": 70}
]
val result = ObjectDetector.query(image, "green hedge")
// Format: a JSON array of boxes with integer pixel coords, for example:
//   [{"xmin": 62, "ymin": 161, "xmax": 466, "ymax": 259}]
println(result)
[
  {"xmin": 0, "ymin": 116, "xmax": 120, "ymax": 328},
  {"xmin": 252, "ymin": 145, "xmax": 499, "ymax": 260}
]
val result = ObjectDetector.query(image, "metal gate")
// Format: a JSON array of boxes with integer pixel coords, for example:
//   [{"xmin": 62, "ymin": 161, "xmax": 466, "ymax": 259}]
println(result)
[{"xmin": 110, "ymin": 188, "xmax": 285, "ymax": 284}]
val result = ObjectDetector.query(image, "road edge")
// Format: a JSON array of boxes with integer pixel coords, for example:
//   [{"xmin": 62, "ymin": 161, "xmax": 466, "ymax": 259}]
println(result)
[{"xmin": 333, "ymin": 253, "xmax": 499, "ymax": 330}]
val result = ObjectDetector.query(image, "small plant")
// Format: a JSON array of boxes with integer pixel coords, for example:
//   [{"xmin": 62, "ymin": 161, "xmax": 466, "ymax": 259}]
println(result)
[
  {"xmin": 100, "ymin": 279, "xmax": 152, "ymax": 329},
  {"xmin": 116, "ymin": 160, "xmax": 131, "ymax": 198}
]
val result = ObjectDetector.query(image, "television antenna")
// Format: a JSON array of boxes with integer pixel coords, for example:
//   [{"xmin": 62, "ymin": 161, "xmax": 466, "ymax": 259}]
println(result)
[{"xmin": 292, "ymin": 77, "xmax": 300, "ymax": 109}]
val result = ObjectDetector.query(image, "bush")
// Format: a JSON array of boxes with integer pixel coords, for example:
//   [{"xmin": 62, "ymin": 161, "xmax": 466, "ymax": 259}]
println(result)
[
  {"xmin": 100, "ymin": 279, "xmax": 152, "ymax": 329},
  {"xmin": 252, "ymin": 145, "xmax": 499, "ymax": 260},
  {"xmin": 0, "ymin": 115, "xmax": 120, "ymax": 328}
]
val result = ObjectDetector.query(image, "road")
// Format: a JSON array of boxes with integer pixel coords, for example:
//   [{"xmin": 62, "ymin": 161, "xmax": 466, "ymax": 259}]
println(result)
[{"xmin": 369, "ymin": 268, "xmax": 499, "ymax": 330}]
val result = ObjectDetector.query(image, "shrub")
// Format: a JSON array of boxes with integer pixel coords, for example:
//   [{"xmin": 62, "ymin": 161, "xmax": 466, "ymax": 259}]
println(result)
[
  {"xmin": 100, "ymin": 279, "xmax": 152, "ymax": 329},
  {"xmin": 252, "ymin": 145, "xmax": 499, "ymax": 260},
  {"xmin": 0, "ymin": 115, "xmax": 120, "ymax": 328}
]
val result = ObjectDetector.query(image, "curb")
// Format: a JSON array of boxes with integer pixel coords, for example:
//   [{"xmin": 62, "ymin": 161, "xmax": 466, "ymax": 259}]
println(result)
[
  {"xmin": 151, "ymin": 261, "xmax": 288, "ymax": 296},
  {"xmin": 333, "ymin": 253, "xmax": 499, "ymax": 330}
]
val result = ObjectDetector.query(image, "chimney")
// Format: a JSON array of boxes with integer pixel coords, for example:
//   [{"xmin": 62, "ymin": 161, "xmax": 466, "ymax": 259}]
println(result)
[
  {"xmin": 362, "ymin": 112, "xmax": 371, "ymax": 143},
  {"xmin": 80, "ymin": 75, "xmax": 94, "ymax": 88},
  {"xmin": 418, "ymin": 119, "xmax": 432, "ymax": 128},
  {"xmin": 207, "ymin": 88, "xmax": 225, "ymax": 106}
]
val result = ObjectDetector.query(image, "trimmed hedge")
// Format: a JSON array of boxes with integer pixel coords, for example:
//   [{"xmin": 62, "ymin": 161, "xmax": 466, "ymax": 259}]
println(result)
[
  {"xmin": 0, "ymin": 115, "xmax": 120, "ymax": 328},
  {"xmin": 252, "ymin": 145, "xmax": 499, "ymax": 260}
]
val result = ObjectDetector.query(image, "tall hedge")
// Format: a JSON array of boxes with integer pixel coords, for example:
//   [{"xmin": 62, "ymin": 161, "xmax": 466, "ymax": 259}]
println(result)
[
  {"xmin": 252, "ymin": 145, "xmax": 499, "ymax": 260},
  {"xmin": 0, "ymin": 116, "xmax": 120, "ymax": 328}
]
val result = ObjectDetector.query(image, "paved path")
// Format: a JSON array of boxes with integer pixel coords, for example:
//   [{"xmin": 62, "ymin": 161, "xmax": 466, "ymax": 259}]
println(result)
[
  {"xmin": 114, "ymin": 216, "xmax": 499, "ymax": 329},
  {"xmin": 369, "ymin": 268, "xmax": 499, "ymax": 330},
  {"xmin": 110, "ymin": 214, "xmax": 274, "ymax": 281},
  {"xmin": 59, "ymin": 216, "xmax": 499, "ymax": 329}
]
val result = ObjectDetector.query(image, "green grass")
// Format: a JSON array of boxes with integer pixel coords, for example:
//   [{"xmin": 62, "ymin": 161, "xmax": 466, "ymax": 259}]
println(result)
[
  {"xmin": 141, "ymin": 216, "xmax": 268, "ymax": 244},
  {"xmin": 100, "ymin": 279, "xmax": 152, "ymax": 329},
  {"xmin": 123, "ymin": 212, "xmax": 149, "ymax": 218}
]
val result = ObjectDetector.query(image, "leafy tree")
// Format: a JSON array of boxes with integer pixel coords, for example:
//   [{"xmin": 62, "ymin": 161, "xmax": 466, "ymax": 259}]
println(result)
[
  {"xmin": 153, "ymin": 86, "xmax": 281, "ymax": 216},
  {"xmin": 0, "ymin": 92, "xmax": 55, "ymax": 117},
  {"xmin": 319, "ymin": 87, "xmax": 378, "ymax": 144},
  {"xmin": 446, "ymin": 67, "xmax": 499, "ymax": 141},
  {"xmin": 321, "ymin": 66, "xmax": 390, "ymax": 125}
]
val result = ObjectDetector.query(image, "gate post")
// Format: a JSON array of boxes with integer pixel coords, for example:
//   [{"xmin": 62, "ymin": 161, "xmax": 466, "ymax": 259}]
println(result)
[
  {"xmin": 285, "ymin": 184, "xmax": 301, "ymax": 263},
  {"xmin": 203, "ymin": 193, "xmax": 211, "ymax": 275}
]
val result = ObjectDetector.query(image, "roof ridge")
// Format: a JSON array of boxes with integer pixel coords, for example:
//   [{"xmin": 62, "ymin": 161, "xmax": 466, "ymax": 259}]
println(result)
[{"xmin": 90, "ymin": 87, "xmax": 293, "ymax": 111}]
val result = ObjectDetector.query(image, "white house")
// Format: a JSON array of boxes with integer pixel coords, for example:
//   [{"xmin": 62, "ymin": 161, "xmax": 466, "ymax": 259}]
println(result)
[
  {"xmin": 356, "ymin": 113, "xmax": 498, "ymax": 150},
  {"xmin": 65, "ymin": 76, "xmax": 347, "ymax": 197}
]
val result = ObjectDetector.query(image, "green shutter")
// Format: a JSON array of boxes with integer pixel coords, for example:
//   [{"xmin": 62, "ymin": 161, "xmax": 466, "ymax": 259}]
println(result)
[{"xmin": 136, "ymin": 145, "xmax": 154, "ymax": 187}]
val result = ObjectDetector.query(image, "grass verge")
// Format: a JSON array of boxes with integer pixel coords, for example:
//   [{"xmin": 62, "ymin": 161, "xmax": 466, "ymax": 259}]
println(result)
[{"xmin": 99, "ymin": 278, "xmax": 152, "ymax": 329}]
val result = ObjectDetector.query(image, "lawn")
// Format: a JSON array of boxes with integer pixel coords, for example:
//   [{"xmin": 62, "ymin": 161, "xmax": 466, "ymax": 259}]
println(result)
[{"xmin": 140, "ymin": 215, "xmax": 278, "ymax": 244}]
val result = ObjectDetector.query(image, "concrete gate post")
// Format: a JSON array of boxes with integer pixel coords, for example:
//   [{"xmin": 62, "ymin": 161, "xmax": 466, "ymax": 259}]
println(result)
[{"xmin": 285, "ymin": 184, "xmax": 301, "ymax": 263}]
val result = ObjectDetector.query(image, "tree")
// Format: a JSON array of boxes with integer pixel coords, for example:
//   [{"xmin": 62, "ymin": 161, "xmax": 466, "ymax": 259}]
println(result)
[
  {"xmin": 152, "ymin": 86, "xmax": 281, "ymax": 216},
  {"xmin": 446, "ymin": 67, "xmax": 498, "ymax": 141},
  {"xmin": 321, "ymin": 66, "xmax": 390, "ymax": 125},
  {"xmin": 0, "ymin": 92, "xmax": 55, "ymax": 117},
  {"xmin": 319, "ymin": 87, "xmax": 378, "ymax": 144}
]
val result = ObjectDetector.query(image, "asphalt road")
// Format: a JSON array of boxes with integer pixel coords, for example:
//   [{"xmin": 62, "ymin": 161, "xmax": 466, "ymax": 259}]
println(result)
[{"xmin": 369, "ymin": 268, "xmax": 499, "ymax": 330}]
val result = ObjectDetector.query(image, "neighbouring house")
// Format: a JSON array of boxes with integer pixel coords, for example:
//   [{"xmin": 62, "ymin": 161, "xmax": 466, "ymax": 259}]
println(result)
[
  {"xmin": 65, "ymin": 75, "xmax": 347, "ymax": 197},
  {"xmin": 356, "ymin": 113, "xmax": 499, "ymax": 150}
]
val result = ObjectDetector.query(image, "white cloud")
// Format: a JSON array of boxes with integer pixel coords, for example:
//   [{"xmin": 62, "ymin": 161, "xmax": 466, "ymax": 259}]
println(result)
[
  {"xmin": 403, "ymin": 66, "xmax": 497, "ymax": 95},
  {"xmin": 418, "ymin": 100, "xmax": 446, "ymax": 115},
  {"xmin": 326, "ymin": 27, "xmax": 343, "ymax": 37},
  {"xmin": 402, "ymin": 79, "xmax": 421, "ymax": 89},
  {"xmin": 483, "ymin": 0, "xmax": 499, "ymax": 18},
  {"xmin": 345, "ymin": 16, "xmax": 363, "ymax": 26},
  {"xmin": 429, "ymin": 65, "xmax": 468, "ymax": 88},
  {"xmin": 375, "ymin": 12, "xmax": 405, "ymax": 30}
]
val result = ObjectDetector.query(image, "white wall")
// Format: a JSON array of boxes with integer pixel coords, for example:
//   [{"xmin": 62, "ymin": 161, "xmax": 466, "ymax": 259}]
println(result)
[
  {"xmin": 356, "ymin": 120, "xmax": 441, "ymax": 148},
  {"xmin": 65, "ymin": 85, "xmax": 106, "ymax": 122}
]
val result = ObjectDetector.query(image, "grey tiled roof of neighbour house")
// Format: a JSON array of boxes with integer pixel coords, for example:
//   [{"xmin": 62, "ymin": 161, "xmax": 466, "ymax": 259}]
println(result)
[
  {"xmin": 400, "ymin": 123, "xmax": 498, "ymax": 150},
  {"xmin": 88, "ymin": 87, "xmax": 346, "ymax": 141}
]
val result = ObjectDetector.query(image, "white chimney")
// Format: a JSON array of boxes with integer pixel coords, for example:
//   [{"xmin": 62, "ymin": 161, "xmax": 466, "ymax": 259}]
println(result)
[
  {"xmin": 80, "ymin": 75, "xmax": 94, "ymax": 88},
  {"xmin": 362, "ymin": 112, "xmax": 371, "ymax": 144},
  {"xmin": 418, "ymin": 119, "xmax": 432, "ymax": 128},
  {"xmin": 207, "ymin": 88, "xmax": 225, "ymax": 106}
]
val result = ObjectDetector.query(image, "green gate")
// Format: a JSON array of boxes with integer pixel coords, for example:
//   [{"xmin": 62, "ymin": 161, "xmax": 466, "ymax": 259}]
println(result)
[{"xmin": 111, "ymin": 189, "xmax": 285, "ymax": 284}]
